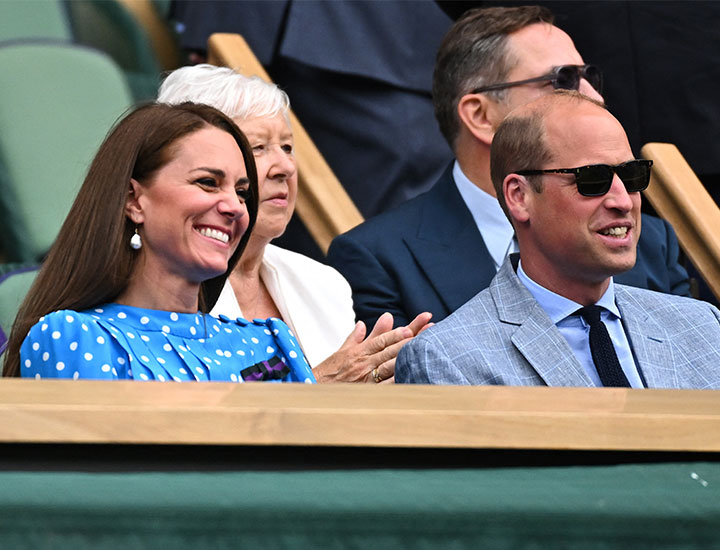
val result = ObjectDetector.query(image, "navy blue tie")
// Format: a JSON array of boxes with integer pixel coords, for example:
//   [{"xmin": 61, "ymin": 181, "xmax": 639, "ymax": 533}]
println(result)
[{"xmin": 578, "ymin": 305, "xmax": 630, "ymax": 387}]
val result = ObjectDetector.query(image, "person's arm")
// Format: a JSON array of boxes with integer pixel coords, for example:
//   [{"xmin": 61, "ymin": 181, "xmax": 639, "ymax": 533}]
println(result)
[
  {"xmin": 261, "ymin": 317, "xmax": 316, "ymax": 383},
  {"xmin": 395, "ymin": 332, "xmax": 471, "ymax": 385},
  {"xmin": 20, "ymin": 311, "xmax": 120, "ymax": 380},
  {"xmin": 327, "ymin": 233, "xmax": 410, "ymax": 329},
  {"xmin": 312, "ymin": 312, "xmax": 432, "ymax": 384}
]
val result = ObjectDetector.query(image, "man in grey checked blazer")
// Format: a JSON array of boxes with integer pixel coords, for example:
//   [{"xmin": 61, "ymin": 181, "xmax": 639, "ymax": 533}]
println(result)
[{"xmin": 396, "ymin": 91, "xmax": 720, "ymax": 388}]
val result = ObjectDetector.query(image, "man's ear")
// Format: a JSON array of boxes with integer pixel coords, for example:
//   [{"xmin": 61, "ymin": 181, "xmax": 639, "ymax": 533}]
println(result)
[
  {"xmin": 457, "ymin": 93, "xmax": 507, "ymax": 147},
  {"xmin": 125, "ymin": 178, "xmax": 145, "ymax": 224},
  {"xmin": 457, "ymin": 93, "xmax": 494, "ymax": 146},
  {"xmin": 504, "ymin": 174, "xmax": 532, "ymax": 224}
]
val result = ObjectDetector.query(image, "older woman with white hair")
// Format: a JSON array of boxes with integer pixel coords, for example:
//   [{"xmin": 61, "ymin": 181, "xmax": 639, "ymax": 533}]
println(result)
[{"xmin": 158, "ymin": 65, "xmax": 430, "ymax": 383}]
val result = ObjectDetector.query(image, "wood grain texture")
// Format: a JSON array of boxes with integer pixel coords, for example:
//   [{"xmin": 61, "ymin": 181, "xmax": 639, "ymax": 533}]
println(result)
[
  {"xmin": 1, "ymin": 379, "xmax": 719, "ymax": 451},
  {"xmin": 641, "ymin": 142, "xmax": 720, "ymax": 301},
  {"xmin": 207, "ymin": 33, "xmax": 364, "ymax": 252}
]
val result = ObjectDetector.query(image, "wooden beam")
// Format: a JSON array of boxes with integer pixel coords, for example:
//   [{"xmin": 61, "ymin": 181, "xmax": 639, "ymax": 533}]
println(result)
[
  {"xmin": 641, "ymin": 142, "xmax": 720, "ymax": 301},
  {"xmin": 1, "ymin": 379, "xmax": 719, "ymax": 452},
  {"xmin": 207, "ymin": 33, "xmax": 364, "ymax": 253}
]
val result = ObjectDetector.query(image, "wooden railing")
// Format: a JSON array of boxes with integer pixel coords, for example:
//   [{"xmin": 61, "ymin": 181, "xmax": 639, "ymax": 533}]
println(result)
[
  {"xmin": 1, "ymin": 379, "xmax": 719, "ymax": 452},
  {"xmin": 207, "ymin": 33, "xmax": 364, "ymax": 253},
  {"xmin": 642, "ymin": 142, "xmax": 720, "ymax": 301}
]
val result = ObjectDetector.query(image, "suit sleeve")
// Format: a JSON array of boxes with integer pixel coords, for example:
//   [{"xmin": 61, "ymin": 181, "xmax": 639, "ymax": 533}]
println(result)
[
  {"xmin": 660, "ymin": 218, "xmax": 691, "ymax": 297},
  {"xmin": 395, "ymin": 335, "xmax": 471, "ymax": 385},
  {"xmin": 327, "ymin": 232, "xmax": 411, "ymax": 329}
]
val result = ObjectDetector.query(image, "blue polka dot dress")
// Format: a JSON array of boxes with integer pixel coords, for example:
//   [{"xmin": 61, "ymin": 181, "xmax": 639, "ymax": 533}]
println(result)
[{"xmin": 20, "ymin": 304, "xmax": 316, "ymax": 383}]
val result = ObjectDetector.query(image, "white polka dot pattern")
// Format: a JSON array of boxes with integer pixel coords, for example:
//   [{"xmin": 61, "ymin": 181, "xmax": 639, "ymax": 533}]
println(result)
[{"xmin": 19, "ymin": 304, "xmax": 315, "ymax": 383}]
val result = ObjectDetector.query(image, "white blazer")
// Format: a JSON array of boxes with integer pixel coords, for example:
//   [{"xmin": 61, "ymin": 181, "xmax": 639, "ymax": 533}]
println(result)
[{"xmin": 211, "ymin": 244, "xmax": 356, "ymax": 367}]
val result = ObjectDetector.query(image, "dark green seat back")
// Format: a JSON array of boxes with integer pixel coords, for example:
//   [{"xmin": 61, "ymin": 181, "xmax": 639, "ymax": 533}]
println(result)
[{"xmin": 0, "ymin": 42, "xmax": 133, "ymax": 262}]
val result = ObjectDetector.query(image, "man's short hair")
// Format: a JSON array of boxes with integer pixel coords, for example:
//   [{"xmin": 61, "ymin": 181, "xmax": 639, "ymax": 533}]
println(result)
[
  {"xmin": 432, "ymin": 5, "xmax": 554, "ymax": 150},
  {"xmin": 490, "ymin": 90, "xmax": 607, "ymax": 220}
]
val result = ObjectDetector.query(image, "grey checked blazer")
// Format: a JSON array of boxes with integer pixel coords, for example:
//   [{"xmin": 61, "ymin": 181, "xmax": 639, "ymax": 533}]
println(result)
[{"xmin": 396, "ymin": 256, "xmax": 720, "ymax": 389}]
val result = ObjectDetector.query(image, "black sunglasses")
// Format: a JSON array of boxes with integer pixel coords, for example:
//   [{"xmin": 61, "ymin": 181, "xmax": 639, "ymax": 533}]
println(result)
[
  {"xmin": 472, "ymin": 64, "xmax": 603, "ymax": 95},
  {"xmin": 515, "ymin": 159, "xmax": 653, "ymax": 197}
]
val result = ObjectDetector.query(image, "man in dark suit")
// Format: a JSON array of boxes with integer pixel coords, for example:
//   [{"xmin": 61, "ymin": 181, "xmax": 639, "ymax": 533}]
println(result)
[{"xmin": 327, "ymin": 5, "xmax": 689, "ymax": 330}]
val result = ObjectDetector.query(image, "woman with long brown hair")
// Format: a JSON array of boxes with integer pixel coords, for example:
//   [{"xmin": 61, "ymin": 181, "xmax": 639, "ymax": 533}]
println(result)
[
  {"xmin": 4, "ymin": 102, "xmax": 315, "ymax": 383},
  {"xmin": 158, "ymin": 65, "xmax": 432, "ymax": 384}
]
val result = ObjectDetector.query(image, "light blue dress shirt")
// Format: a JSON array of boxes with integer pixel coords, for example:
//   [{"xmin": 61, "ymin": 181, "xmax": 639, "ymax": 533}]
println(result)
[
  {"xmin": 517, "ymin": 262, "xmax": 644, "ymax": 388},
  {"xmin": 453, "ymin": 161, "xmax": 517, "ymax": 270}
]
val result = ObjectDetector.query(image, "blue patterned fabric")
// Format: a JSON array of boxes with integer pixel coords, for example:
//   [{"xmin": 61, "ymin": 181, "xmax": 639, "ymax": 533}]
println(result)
[{"xmin": 20, "ymin": 303, "xmax": 315, "ymax": 383}]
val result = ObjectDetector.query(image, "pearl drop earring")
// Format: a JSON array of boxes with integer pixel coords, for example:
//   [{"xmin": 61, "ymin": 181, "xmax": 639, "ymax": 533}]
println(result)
[{"xmin": 130, "ymin": 227, "xmax": 142, "ymax": 250}]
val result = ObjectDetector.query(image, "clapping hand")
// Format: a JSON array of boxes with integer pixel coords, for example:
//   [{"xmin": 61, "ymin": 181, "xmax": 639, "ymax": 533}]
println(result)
[{"xmin": 313, "ymin": 311, "xmax": 432, "ymax": 384}]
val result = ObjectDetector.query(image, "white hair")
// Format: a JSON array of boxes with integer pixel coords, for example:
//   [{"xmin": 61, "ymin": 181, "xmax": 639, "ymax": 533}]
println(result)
[{"xmin": 157, "ymin": 64, "xmax": 290, "ymax": 121}]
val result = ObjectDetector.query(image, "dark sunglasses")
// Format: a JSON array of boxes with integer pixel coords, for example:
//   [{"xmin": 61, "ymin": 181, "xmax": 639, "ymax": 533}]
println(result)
[
  {"xmin": 515, "ymin": 159, "xmax": 653, "ymax": 197},
  {"xmin": 472, "ymin": 64, "xmax": 603, "ymax": 95}
]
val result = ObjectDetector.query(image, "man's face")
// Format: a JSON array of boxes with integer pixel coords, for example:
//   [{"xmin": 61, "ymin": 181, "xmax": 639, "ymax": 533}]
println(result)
[
  {"xmin": 519, "ymin": 102, "xmax": 641, "ymax": 297},
  {"xmin": 491, "ymin": 23, "xmax": 604, "ymax": 125}
]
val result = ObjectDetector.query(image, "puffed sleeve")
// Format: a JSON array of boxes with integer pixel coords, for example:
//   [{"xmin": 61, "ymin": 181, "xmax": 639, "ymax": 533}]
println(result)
[{"xmin": 20, "ymin": 311, "xmax": 125, "ymax": 380}]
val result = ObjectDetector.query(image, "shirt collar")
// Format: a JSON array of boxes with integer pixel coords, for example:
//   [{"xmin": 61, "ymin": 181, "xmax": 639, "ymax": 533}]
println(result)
[
  {"xmin": 452, "ymin": 161, "xmax": 515, "ymax": 269},
  {"xmin": 516, "ymin": 260, "xmax": 620, "ymax": 323}
]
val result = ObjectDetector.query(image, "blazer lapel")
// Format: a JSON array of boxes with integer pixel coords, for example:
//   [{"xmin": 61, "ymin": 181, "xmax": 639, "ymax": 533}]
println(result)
[
  {"xmin": 492, "ymin": 259, "xmax": 596, "ymax": 387},
  {"xmin": 615, "ymin": 287, "xmax": 673, "ymax": 388},
  {"xmin": 403, "ymin": 166, "xmax": 497, "ymax": 313}
]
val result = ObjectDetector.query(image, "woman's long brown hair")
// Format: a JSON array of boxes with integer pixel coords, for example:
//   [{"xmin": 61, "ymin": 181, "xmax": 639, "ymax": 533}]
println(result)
[{"xmin": 3, "ymin": 103, "xmax": 258, "ymax": 377}]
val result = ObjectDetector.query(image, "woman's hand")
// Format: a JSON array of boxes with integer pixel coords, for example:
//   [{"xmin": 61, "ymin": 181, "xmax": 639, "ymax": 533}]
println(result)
[{"xmin": 313, "ymin": 311, "xmax": 432, "ymax": 384}]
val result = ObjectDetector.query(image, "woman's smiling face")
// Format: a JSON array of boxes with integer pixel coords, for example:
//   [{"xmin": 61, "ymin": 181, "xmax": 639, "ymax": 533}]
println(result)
[{"xmin": 127, "ymin": 126, "xmax": 251, "ymax": 284}]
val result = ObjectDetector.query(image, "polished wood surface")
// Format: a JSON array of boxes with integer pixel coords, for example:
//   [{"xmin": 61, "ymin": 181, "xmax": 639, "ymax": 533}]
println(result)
[
  {"xmin": 641, "ymin": 142, "xmax": 720, "ymax": 301},
  {"xmin": 1, "ymin": 379, "xmax": 719, "ymax": 451},
  {"xmin": 207, "ymin": 33, "xmax": 364, "ymax": 253}
]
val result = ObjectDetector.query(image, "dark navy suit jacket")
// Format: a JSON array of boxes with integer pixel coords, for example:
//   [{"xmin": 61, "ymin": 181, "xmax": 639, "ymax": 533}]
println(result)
[{"xmin": 327, "ymin": 165, "xmax": 691, "ymax": 329}]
